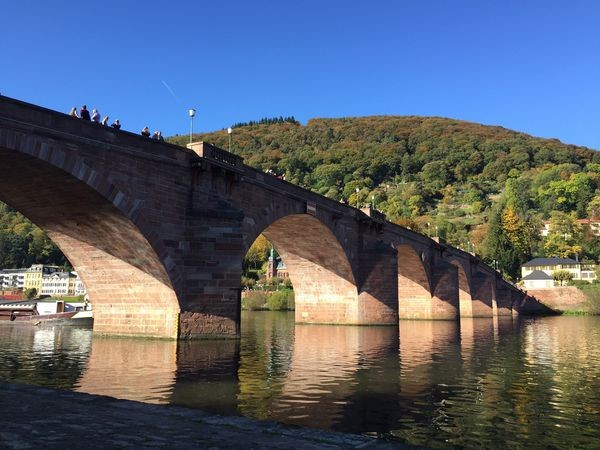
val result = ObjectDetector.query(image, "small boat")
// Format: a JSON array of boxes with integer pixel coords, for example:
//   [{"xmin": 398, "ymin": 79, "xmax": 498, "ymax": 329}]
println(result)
[{"xmin": 0, "ymin": 300, "xmax": 93, "ymax": 326}]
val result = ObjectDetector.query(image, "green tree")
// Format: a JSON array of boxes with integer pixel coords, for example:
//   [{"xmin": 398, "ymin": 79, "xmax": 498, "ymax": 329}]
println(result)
[
  {"xmin": 482, "ymin": 203, "xmax": 520, "ymax": 279},
  {"xmin": 543, "ymin": 212, "xmax": 583, "ymax": 258},
  {"xmin": 587, "ymin": 195, "xmax": 600, "ymax": 219},
  {"xmin": 245, "ymin": 234, "xmax": 271, "ymax": 270},
  {"xmin": 552, "ymin": 270, "xmax": 573, "ymax": 286}
]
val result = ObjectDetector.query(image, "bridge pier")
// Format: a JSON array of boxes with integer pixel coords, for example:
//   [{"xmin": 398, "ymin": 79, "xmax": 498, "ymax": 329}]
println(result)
[
  {"xmin": 494, "ymin": 285, "xmax": 516, "ymax": 316},
  {"xmin": 471, "ymin": 275, "xmax": 495, "ymax": 317},
  {"xmin": 430, "ymin": 261, "xmax": 460, "ymax": 319},
  {"xmin": 177, "ymin": 219, "xmax": 244, "ymax": 339},
  {"xmin": 397, "ymin": 245, "xmax": 432, "ymax": 319},
  {"xmin": 356, "ymin": 243, "xmax": 398, "ymax": 324}
]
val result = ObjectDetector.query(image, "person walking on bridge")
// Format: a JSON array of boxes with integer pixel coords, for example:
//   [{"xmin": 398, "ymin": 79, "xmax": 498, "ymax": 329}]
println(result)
[
  {"xmin": 69, "ymin": 107, "xmax": 79, "ymax": 118},
  {"xmin": 91, "ymin": 109, "xmax": 101, "ymax": 123}
]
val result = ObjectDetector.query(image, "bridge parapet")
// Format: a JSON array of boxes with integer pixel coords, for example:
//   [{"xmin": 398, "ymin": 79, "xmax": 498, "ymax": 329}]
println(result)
[
  {"xmin": 359, "ymin": 207, "xmax": 386, "ymax": 224},
  {"xmin": 188, "ymin": 141, "xmax": 244, "ymax": 173}
]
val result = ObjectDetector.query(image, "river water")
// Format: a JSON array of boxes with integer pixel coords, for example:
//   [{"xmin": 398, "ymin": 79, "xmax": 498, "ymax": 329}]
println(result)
[{"xmin": 1, "ymin": 312, "xmax": 599, "ymax": 449}]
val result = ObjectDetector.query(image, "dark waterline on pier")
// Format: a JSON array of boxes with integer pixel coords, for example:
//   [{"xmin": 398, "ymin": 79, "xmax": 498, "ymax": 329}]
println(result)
[{"xmin": 1, "ymin": 313, "xmax": 599, "ymax": 448}]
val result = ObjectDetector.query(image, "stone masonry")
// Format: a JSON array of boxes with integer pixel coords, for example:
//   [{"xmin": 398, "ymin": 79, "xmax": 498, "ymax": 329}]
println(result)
[{"xmin": 0, "ymin": 96, "xmax": 536, "ymax": 338}]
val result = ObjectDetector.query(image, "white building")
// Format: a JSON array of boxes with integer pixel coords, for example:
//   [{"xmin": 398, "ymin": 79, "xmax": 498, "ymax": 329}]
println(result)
[
  {"xmin": 521, "ymin": 257, "xmax": 597, "ymax": 283},
  {"xmin": 71, "ymin": 271, "xmax": 86, "ymax": 296},
  {"xmin": 522, "ymin": 270, "xmax": 555, "ymax": 289},
  {"xmin": 0, "ymin": 268, "xmax": 27, "ymax": 290},
  {"xmin": 40, "ymin": 271, "xmax": 72, "ymax": 296}
]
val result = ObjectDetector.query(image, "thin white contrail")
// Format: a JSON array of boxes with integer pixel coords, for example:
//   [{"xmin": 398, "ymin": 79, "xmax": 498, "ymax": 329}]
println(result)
[{"xmin": 161, "ymin": 80, "xmax": 180, "ymax": 104}]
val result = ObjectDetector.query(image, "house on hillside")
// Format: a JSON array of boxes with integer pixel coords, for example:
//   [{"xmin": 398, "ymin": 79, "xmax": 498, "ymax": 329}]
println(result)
[
  {"xmin": 522, "ymin": 270, "xmax": 554, "ymax": 289},
  {"xmin": 521, "ymin": 257, "xmax": 597, "ymax": 284}
]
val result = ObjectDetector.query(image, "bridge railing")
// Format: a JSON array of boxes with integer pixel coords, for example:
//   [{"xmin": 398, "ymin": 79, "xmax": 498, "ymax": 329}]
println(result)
[{"xmin": 188, "ymin": 142, "xmax": 244, "ymax": 173}]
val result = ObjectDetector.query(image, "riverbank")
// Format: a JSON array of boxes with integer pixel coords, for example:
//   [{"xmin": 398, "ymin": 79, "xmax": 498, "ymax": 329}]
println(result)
[
  {"xmin": 526, "ymin": 285, "xmax": 600, "ymax": 315},
  {"xmin": 0, "ymin": 382, "xmax": 412, "ymax": 449}
]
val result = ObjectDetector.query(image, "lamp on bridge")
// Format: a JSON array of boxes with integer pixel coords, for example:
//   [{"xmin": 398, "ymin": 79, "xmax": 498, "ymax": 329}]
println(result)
[
  {"xmin": 355, "ymin": 187, "xmax": 360, "ymax": 209},
  {"xmin": 227, "ymin": 127, "xmax": 233, "ymax": 153},
  {"xmin": 188, "ymin": 108, "xmax": 196, "ymax": 145}
]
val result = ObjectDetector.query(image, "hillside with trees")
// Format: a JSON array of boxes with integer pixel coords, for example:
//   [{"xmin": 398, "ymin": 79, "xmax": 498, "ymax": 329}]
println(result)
[
  {"xmin": 172, "ymin": 116, "xmax": 600, "ymax": 280},
  {"xmin": 1, "ymin": 116, "xmax": 598, "ymax": 281}
]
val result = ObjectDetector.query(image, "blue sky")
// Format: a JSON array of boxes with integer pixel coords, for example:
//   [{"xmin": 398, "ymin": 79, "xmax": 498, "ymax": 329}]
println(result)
[{"xmin": 2, "ymin": 1, "xmax": 599, "ymax": 149}]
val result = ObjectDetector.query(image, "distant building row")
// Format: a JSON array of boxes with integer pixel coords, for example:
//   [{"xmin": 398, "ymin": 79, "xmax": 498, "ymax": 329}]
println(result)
[{"xmin": 0, "ymin": 264, "xmax": 86, "ymax": 297}]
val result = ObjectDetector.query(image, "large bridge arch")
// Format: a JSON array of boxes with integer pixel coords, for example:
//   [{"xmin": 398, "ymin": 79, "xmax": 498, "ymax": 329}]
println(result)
[
  {"xmin": 258, "ymin": 214, "xmax": 360, "ymax": 324},
  {"xmin": 0, "ymin": 141, "xmax": 180, "ymax": 338},
  {"xmin": 396, "ymin": 244, "xmax": 432, "ymax": 319}
]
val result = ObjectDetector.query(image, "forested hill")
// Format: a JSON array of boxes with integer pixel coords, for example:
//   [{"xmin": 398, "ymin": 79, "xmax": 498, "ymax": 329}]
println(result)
[
  {"xmin": 171, "ymin": 116, "xmax": 597, "ymax": 193},
  {"xmin": 170, "ymin": 116, "xmax": 600, "ymax": 279}
]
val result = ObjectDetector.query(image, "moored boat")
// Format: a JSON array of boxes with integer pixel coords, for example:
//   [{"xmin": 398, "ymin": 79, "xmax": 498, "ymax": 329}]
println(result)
[{"xmin": 0, "ymin": 300, "xmax": 93, "ymax": 326}]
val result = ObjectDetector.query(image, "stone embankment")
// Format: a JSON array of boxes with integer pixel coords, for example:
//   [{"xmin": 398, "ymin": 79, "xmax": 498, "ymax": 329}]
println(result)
[{"xmin": 0, "ymin": 382, "xmax": 414, "ymax": 449}]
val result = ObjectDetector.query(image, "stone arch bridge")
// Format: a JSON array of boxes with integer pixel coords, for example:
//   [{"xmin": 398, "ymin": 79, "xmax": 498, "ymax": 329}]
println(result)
[{"xmin": 0, "ymin": 96, "xmax": 535, "ymax": 338}]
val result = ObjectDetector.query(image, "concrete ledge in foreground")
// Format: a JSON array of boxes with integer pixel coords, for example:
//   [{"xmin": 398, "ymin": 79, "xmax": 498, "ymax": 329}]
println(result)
[{"xmin": 0, "ymin": 382, "xmax": 417, "ymax": 449}]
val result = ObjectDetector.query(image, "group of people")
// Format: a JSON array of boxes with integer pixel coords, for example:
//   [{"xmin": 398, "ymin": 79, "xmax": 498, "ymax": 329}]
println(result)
[
  {"xmin": 69, "ymin": 105, "xmax": 163, "ymax": 141},
  {"xmin": 265, "ymin": 168, "xmax": 285, "ymax": 180},
  {"xmin": 140, "ymin": 126, "xmax": 163, "ymax": 141},
  {"xmin": 70, "ymin": 105, "xmax": 121, "ymax": 130}
]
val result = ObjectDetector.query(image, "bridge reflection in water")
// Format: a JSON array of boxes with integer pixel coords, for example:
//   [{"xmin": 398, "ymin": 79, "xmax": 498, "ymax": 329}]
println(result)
[{"xmin": 1, "ymin": 312, "xmax": 600, "ymax": 448}]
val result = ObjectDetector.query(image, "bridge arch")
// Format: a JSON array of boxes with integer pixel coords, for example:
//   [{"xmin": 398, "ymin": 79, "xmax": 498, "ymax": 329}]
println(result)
[
  {"xmin": 0, "ymin": 138, "xmax": 180, "ymax": 338},
  {"xmin": 396, "ymin": 244, "xmax": 432, "ymax": 319},
  {"xmin": 258, "ymin": 214, "xmax": 360, "ymax": 324}
]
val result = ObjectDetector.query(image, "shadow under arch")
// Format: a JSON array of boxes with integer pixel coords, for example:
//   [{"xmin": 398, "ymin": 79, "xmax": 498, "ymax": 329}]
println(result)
[
  {"xmin": 449, "ymin": 260, "xmax": 473, "ymax": 317},
  {"xmin": 258, "ymin": 214, "xmax": 360, "ymax": 324},
  {"xmin": 0, "ymin": 149, "xmax": 180, "ymax": 338},
  {"xmin": 471, "ymin": 274, "xmax": 495, "ymax": 318},
  {"xmin": 396, "ymin": 244, "xmax": 432, "ymax": 319}
]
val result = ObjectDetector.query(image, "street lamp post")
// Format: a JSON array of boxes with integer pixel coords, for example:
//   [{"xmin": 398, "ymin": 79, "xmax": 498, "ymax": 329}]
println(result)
[
  {"xmin": 355, "ymin": 187, "xmax": 360, "ymax": 209},
  {"xmin": 227, "ymin": 127, "xmax": 233, "ymax": 152},
  {"xmin": 188, "ymin": 108, "xmax": 196, "ymax": 145}
]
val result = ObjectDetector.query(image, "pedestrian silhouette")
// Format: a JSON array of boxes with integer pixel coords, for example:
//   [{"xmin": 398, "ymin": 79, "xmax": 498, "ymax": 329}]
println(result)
[
  {"xmin": 80, "ymin": 105, "xmax": 91, "ymax": 121},
  {"xmin": 111, "ymin": 119, "xmax": 121, "ymax": 130},
  {"xmin": 141, "ymin": 126, "xmax": 151, "ymax": 137}
]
